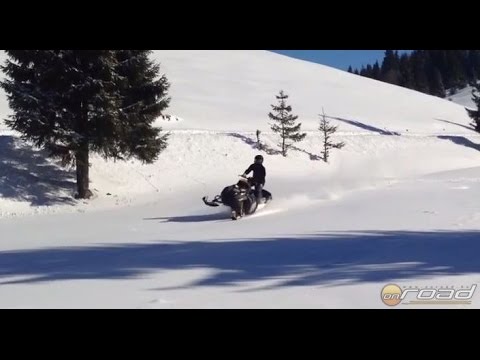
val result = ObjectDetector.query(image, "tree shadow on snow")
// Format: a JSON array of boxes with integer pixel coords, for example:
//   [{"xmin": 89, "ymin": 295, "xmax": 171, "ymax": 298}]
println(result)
[
  {"xmin": 290, "ymin": 145, "xmax": 322, "ymax": 161},
  {"xmin": 435, "ymin": 118, "xmax": 477, "ymax": 132},
  {"xmin": 227, "ymin": 133, "xmax": 282, "ymax": 155},
  {"xmin": 0, "ymin": 135, "xmax": 76, "ymax": 206},
  {"xmin": 331, "ymin": 116, "xmax": 401, "ymax": 136},
  {"xmin": 1, "ymin": 230, "xmax": 480, "ymax": 290},
  {"xmin": 437, "ymin": 135, "xmax": 480, "ymax": 152},
  {"xmin": 144, "ymin": 212, "xmax": 229, "ymax": 223},
  {"xmin": 227, "ymin": 133, "xmax": 322, "ymax": 160}
]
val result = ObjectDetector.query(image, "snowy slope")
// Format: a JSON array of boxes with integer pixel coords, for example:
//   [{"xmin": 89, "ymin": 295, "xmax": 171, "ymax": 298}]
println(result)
[
  {"xmin": 1, "ymin": 50, "xmax": 480, "ymax": 308},
  {"xmin": 1, "ymin": 50, "xmax": 474, "ymax": 133},
  {"xmin": 449, "ymin": 85, "xmax": 476, "ymax": 108},
  {"xmin": 156, "ymin": 50, "xmax": 473, "ymax": 134}
]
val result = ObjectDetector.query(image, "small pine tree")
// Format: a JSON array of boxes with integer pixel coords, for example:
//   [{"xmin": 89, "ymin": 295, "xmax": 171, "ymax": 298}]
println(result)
[
  {"xmin": 268, "ymin": 90, "xmax": 306, "ymax": 157},
  {"xmin": 347, "ymin": 66, "xmax": 353, "ymax": 73},
  {"xmin": 319, "ymin": 110, "xmax": 345, "ymax": 163},
  {"xmin": 467, "ymin": 82, "xmax": 480, "ymax": 132}
]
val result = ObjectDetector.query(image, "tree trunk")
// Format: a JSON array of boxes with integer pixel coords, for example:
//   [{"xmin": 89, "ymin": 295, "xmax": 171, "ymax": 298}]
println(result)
[
  {"xmin": 75, "ymin": 142, "xmax": 92, "ymax": 199},
  {"xmin": 75, "ymin": 100, "xmax": 92, "ymax": 200},
  {"xmin": 323, "ymin": 137, "xmax": 328, "ymax": 163}
]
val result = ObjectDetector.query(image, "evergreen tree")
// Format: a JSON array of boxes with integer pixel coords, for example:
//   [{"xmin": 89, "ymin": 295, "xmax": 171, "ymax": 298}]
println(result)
[
  {"xmin": 268, "ymin": 90, "xmax": 306, "ymax": 157},
  {"xmin": 372, "ymin": 61, "xmax": 381, "ymax": 80},
  {"xmin": 466, "ymin": 82, "xmax": 480, "ymax": 132},
  {"xmin": 445, "ymin": 50, "xmax": 466, "ymax": 90},
  {"xmin": 411, "ymin": 51, "xmax": 430, "ymax": 93},
  {"xmin": 399, "ymin": 53, "xmax": 414, "ymax": 88},
  {"xmin": 360, "ymin": 66, "xmax": 367, "ymax": 77},
  {"xmin": 1, "ymin": 50, "xmax": 170, "ymax": 199},
  {"xmin": 344, "ymin": 50, "xmax": 480, "ymax": 98},
  {"xmin": 428, "ymin": 67, "xmax": 446, "ymax": 98},
  {"xmin": 114, "ymin": 50, "xmax": 170, "ymax": 162},
  {"xmin": 366, "ymin": 64, "xmax": 373, "ymax": 78},
  {"xmin": 467, "ymin": 50, "xmax": 480, "ymax": 82},
  {"xmin": 318, "ymin": 110, "xmax": 345, "ymax": 163},
  {"xmin": 381, "ymin": 50, "xmax": 401, "ymax": 85},
  {"xmin": 347, "ymin": 66, "xmax": 353, "ymax": 73},
  {"xmin": 430, "ymin": 50, "xmax": 448, "ymax": 84}
]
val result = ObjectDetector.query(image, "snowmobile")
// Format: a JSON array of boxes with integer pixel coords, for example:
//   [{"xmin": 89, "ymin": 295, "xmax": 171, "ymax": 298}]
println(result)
[{"xmin": 202, "ymin": 176, "xmax": 272, "ymax": 220}]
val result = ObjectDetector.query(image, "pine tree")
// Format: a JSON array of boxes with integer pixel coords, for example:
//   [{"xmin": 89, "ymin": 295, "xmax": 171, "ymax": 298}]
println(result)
[
  {"xmin": 366, "ymin": 64, "xmax": 373, "ymax": 78},
  {"xmin": 457, "ymin": 50, "xmax": 470, "ymax": 88},
  {"xmin": 114, "ymin": 50, "xmax": 170, "ymax": 162},
  {"xmin": 467, "ymin": 50, "xmax": 480, "ymax": 82},
  {"xmin": 318, "ymin": 110, "xmax": 345, "ymax": 163},
  {"xmin": 428, "ymin": 67, "xmax": 446, "ymax": 98},
  {"xmin": 342, "ymin": 50, "xmax": 480, "ymax": 97},
  {"xmin": 411, "ymin": 51, "xmax": 430, "ymax": 93},
  {"xmin": 473, "ymin": 50, "xmax": 480, "ymax": 79},
  {"xmin": 445, "ymin": 50, "xmax": 466, "ymax": 91},
  {"xmin": 372, "ymin": 61, "xmax": 381, "ymax": 80},
  {"xmin": 347, "ymin": 66, "xmax": 353, "ymax": 73},
  {"xmin": 429, "ymin": 50, "xmax": 449, "ymax": 87},
  {"xmin": 381, "ymin": 50, "xmax": 401, "ymax": 85},
  {"xmin": 399, "ymin": 53, "xmax": 414, "ymax": 88},
  {"xmin": 268, "ymin": 90, "xmax": 306, "ymax": 157},
  {"xmin": 1, "ymin": 50, "xmax": 170, "ymax": 199},
  {"xmin": 467, "ymin": 82, "xmax": 480, "ymax": 132}
]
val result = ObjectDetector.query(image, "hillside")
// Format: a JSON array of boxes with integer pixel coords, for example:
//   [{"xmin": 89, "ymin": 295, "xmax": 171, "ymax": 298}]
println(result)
[{"xmin": 0, "ymin": 50, "xmax": 479, "ymax": 308}]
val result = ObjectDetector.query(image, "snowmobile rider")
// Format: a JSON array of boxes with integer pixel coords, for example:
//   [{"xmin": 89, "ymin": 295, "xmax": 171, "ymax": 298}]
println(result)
[{"xmin": 242, "ymin": 155, "xmax": 266, "ymax": 201}]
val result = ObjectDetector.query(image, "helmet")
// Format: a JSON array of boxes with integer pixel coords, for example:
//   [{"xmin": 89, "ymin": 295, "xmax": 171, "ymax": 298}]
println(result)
[{"xmin": 254, "ymin": 155, "xmax": 264, "ymax": 164}]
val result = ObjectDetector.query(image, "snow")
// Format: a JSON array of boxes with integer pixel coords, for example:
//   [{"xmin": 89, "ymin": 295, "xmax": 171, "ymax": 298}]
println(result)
[
  {"xmin": 156, "ymin": 50, "xmax": 473, "ymax": 134},
  {"xmin": 449, "ymin": 85, "xmax": 477, "ymax": 109},
  {"xmin": 1, "ymin": 50, "xmax": 480, "ymax": 308}
]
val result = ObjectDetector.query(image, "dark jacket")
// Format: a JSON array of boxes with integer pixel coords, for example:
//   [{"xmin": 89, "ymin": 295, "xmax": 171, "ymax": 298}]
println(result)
[{"xmin": 244, "ymin": 163, "xmax": 266, "ymax": 185}]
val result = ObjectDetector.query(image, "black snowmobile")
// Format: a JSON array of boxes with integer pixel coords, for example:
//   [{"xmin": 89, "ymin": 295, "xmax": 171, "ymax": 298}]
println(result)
[{"xmin": 202, "ymin": 176, "xmax": 272, "ymax": 220}]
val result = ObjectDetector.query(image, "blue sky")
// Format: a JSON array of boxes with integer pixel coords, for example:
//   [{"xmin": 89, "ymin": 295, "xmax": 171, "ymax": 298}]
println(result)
[{"xmin": 270, "ymin": 50, "xmax": 412, "ymax": 71}]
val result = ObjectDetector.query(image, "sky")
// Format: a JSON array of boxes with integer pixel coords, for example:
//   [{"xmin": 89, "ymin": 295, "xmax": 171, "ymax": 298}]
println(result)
[{"xmin": 270, "ymin": 50, "xmax": 413, "ymax": 71}]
